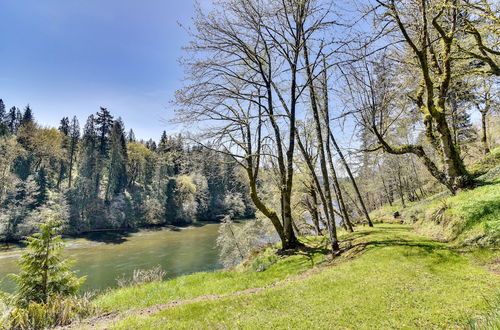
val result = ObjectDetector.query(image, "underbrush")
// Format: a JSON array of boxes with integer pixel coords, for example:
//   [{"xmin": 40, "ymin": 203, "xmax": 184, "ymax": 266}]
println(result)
[
  {"xmin": 116, "ymin": 265, "xmax": 167, "ymax": 288},
  {"xmin": 0, "ymin": 294, "xmax": 97, "ymax": 330}
]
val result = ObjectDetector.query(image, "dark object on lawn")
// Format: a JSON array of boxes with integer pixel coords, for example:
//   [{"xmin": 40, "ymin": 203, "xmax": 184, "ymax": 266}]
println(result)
[{"xmin": 393, "ymin": 211, "xmax": 400, "ymax": 219}]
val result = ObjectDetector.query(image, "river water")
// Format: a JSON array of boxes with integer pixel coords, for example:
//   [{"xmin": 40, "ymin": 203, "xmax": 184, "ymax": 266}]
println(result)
[{"xmin": 0, "ymin": 223, "xmax": 222, "ymax": 294}]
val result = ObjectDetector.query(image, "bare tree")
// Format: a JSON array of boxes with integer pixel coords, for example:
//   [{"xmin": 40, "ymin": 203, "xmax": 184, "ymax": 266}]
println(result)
[{"xmin": 176, "ymin": 0, "xmax": 332, "ymax": 250}]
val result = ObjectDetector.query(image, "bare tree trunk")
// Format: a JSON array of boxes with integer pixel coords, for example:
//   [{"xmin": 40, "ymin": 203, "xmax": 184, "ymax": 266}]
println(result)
[
  {"xmin": 296, "ymin": 131, "xmax": 340, "ymax": 252},
  {"xmin": 330, "ymin": 134, "xmax": 374, "ymax": 227},
  {"xmin": 320, "ymin": 62, "xmax": 353, "ymax": 232},
  {"xmin": 308, "ymin": 186, "xmax": 322, "ymax": 235},
  {"xmin": 302, "ymin": 43, "xmax": 340, "ymax": 251},
  {"xmin": 481, "ymin": 111, "xmax": 490, "ymax": 155}
]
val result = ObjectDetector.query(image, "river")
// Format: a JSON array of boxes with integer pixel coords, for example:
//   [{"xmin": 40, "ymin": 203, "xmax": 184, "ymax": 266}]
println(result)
[{"xmin": 0, "ymin": 223, "xmax": 222, "ymax": 294}]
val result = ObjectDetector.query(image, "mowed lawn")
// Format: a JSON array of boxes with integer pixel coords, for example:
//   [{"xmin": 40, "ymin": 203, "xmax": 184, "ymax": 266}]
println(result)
[{"xmin": 94, "ymin": 225, "xmax": 499, "ymax": 329}]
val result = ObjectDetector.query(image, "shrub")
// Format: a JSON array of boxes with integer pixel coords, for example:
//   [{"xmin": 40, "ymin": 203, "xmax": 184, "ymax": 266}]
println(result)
[{"xmin": 116, "ymin": 265, "xmax": 167, "ymax": 288}]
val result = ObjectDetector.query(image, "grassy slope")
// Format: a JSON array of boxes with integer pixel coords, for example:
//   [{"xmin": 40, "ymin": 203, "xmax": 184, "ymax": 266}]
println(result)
[
  {"xmin": 371, "ymin": 149, "xmax": 500, "ymax": 246},
  {"xmin": 95, "ymin": 225, "xmax": 499, "ymax": 329},
  {"xmin": 95, "ymin": 236, "xmax": 330, "ymax": 312}
]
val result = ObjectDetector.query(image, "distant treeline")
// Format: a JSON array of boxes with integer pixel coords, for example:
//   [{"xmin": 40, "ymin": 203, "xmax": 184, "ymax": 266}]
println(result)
[{"xmin": 0, "ymin": 100, "xmax": 255, "ymax": 242}]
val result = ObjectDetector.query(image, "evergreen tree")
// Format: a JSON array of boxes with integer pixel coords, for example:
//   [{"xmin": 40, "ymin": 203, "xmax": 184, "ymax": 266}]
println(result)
[
  {"xmin": 59, "ymin": 117, "xmax": 70, "ymax": 135},
  {"xmin": 158, "ymin": 131, "xmax": 168, "ymax": 153},
  {"xmin": 0, "ymin": 99, "xmax": 8, "ymax": 136},
  {"xmin": 11, "ymin": 219, "xmax": 85, "ymax": 306},
  {"xmin": 15, "ymin": 108, "xmax": 22, "ymax": 129},
  {"xmin": 95, "ymin": 107, "xmax": 114, "ymax": 156},
  {"xmin": 7, "ymin": 107, "xmax": 19, "ymax": 134},
  {"xmin": 0, "ymin": 99, "xmax": 5, "ymax": 120},
  {"xmin": 146, "ymin": 139, "xmax": 157, "ymax": 151},
  {"xmin": 57, "ymin": 117, "xmax": 71, "ymax": 188},
  {"xmin": 94, "ymin": 107, "xmax": 114, "ymax": 194},
  {"xmin": 20, "ymin": 105, "xmax": 34, "ymax": 126},
  {"xmin": 67, "ymin": 116, "xmax": 80, "ymax": 188},
  {"xmin": 36, "ymin": 167, "xmax": 49, "ymax": 206},
  {"xmin": 72, "ymin": 115, "xmax": 99, "ymax": 227},
  {"xmin": 106, "ymin": 120, "xmax": 128, "ymax": 201},
  {"xmin": 164, "ymin": 178, "xmax": 180, "ymax": 223},
  {"xmin": 127, "ymin": 128, "xmax": 136, "ymax": 143}
]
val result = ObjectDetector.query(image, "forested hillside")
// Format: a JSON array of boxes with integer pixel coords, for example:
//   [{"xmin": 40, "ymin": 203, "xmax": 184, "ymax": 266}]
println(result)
[{"xmin": 0, "ymin": 103, "xmax": 255, "ymax": 242}]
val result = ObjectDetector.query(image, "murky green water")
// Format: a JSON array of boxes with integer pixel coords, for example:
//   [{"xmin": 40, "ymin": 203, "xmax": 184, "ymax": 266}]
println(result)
[{"xmin": 0, "ymin": 224, "xmax": 221, "ymax": 293}]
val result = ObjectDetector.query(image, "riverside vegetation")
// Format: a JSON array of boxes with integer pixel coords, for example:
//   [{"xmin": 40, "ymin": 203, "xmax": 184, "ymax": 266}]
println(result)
[
  {"xmin": 0, "ymin": 163, "xmax": 498, "ymax": 328},
  {"xmin": 1, "ymin": 0, "xmax": 499, "ymax": 328}
]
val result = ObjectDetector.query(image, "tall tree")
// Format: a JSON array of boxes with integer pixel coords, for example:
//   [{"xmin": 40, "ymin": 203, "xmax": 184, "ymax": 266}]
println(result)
[
  {"xmin": 67, "ymin": 116, "xmax": 80, "ymax": 188},
  {"xmin": 57, "ymin": 117, "xmax": 71, "ymax": 189},
  {"xmin": 94, "ymin": 107, "xmax": 114, "ymax": 194},
  {"xmin": 20, "ymin": 105, "xmax": 34, "ymax": 126},
  {"xmin": 0, "ymin": 99, "xmax": 7, "ymax": 136},
  {"xmin": 362, "ymin": 0, "xmax": 481, "ymax": 193},
  {"xmin": 175, "ymin": 0, "xmax": 330, "ymax": 250},
  {"xmin": 127, "ymin": 128, "xmax": 136, "ymax": 143},
  {"xmin": 7, "ymin": 107, "xmax": 19, "ymax": 134},
  {"xmin": 36, "ymin": 167, "xmax": 49, "ymax": 206},
  {"xmin": 105, "ymin": 120, "xmax": 128, "ymax": 201}
]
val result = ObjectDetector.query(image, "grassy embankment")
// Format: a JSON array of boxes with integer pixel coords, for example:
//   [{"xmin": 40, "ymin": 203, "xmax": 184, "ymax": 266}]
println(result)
[
  {"xmin": 86, "ymin": 226, "xmax": 498, "ymax": 329},
  {"xmin": 371, "ymin": 147, "xmax": 500, "ymax": 247},
  {"xmin": 77, "ymin": 155, "xmax": 500, "ymax": 329}
]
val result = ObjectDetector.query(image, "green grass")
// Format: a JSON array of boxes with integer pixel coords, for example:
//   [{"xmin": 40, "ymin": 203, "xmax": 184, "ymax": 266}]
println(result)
[
  {"xmin": 105, "ymin": 225, "xmax": 499, "ymax": 329},
  {"xmin": 370, "ymin": 165, "xmax": 500, "ymax": 246},
  {"xmin": 95, "ymin": 236, "xmax": 329, "ymax": 312}
]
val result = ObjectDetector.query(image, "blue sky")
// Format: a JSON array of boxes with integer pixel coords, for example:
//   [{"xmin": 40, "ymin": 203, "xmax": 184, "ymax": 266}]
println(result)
[{"xmin": 0, "ymin": 0, "xmax": 203, "ymax": 140}]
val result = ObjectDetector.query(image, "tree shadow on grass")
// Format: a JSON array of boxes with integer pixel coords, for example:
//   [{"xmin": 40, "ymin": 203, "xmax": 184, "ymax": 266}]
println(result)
[{"xmin": 341, "ymin": 237, "xmax": 460, "ymax": 266}]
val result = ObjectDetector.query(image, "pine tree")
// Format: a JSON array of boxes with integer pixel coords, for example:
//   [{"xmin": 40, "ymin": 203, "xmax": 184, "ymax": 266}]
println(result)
[
  {"xmin": 67, "ymin": 116, "xmax": 80, "ymax": 188},
  {"xmin": 59, "ymin": 117, "xmax": 70, "ymax": 135},
  {"xmin": 127, "ymin": 128, "xmax": 136, "ymax": 143},
  {"xmin": 95, "ymin": 107, "xmax": 114, "ymax": 157},
  {"xmin": 0, "ymin": 99, "xmax": 5, "ymax": 119},
  {"xmin": 11, "ymin": 219, "xmax": 85, "ymax": 306},
  {"xmin": 158, "ymin": 131, "xmax": 168, "ymax": 153},
  {"xmin": 105, "ymin": 120, "xmax": 128, "ymax": 201},
  {"xmin": 36, "ymin": 167, "xmax": 49, "ymax": 206},
  {"xmin": 0, "ymin": 99, "xmax": 8, "ymax": 136},
  {"xmin": 146, "ymin": 139, "xmax": 157, "ymax": 151},
  {"xmin": 72, "ymin": 115, "xmax": 99, "ymax": 226},
  {"xmin": 20, "ymin": 105, "xmax": 34, "ymax": 126},
  {"xmin": 57, "ymin": 117, "xmax": 71, "ymax": 189},
  {"xmin": 94, "ymin": 107, "xmax": 114, "ymax": 195},
  {"xmin": 7, "ymin": 107, "xmax": 18, "ymax": 134}
]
